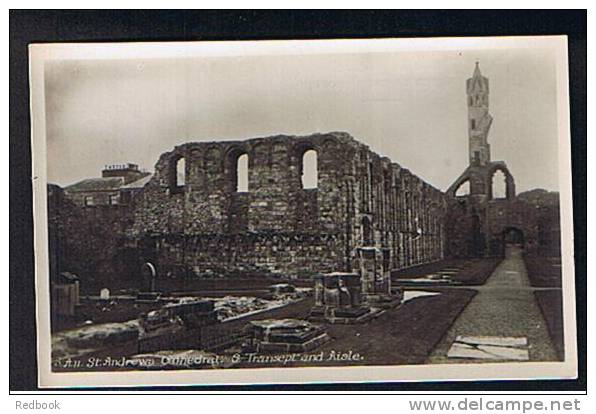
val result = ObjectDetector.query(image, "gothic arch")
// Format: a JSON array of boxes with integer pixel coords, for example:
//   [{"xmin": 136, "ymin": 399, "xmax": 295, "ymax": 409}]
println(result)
[
  {"xmin": 503, "ymin": 226, "xmax": 524, "ymax": 245},
  {"xmin": 447, "ymin": 171, "xmax": 472, "ymax": 198},
  {"xmin": 205, "ymin": 145, "xmax": 223, "ymax": 173},
  {"xmin": 169, "ymin": 152, "xmax": 186, "ymax": 194},
  {"xmin": 487, "ymin": 164, "xmax": 515, "ymax": 200},
  {"xmin": 292, "ymin": 140, "xmax": 318, "ymax": 155},
  {"xmin": 454, "ymin": 179, "xmax": 471, "ymax": 197},
  {"xmin": 321, "ymin": 136, "xmax": 340, "ymax": 152},
  {"xmin": 225, "ymin": 145, "xmax": 250, "ymax": 192},
  {"xmin": 292, "ymin": 141, "xmax": 319, "ymax": 189}
]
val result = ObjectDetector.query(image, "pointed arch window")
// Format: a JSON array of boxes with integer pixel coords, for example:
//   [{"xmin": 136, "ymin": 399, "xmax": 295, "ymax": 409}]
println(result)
[
  {"xmin": 455, "ymin": 180, "xmax": 470, "ymax": 197},
  {"xmin": 491, "ymin": 170, "xmax": 507, "ymax": 199}
]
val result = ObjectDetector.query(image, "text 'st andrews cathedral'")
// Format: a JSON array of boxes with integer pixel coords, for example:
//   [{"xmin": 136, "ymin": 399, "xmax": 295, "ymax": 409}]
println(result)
[{"xmin": 48, "ymin": 63, "xmax": 561, "ymax": 284}]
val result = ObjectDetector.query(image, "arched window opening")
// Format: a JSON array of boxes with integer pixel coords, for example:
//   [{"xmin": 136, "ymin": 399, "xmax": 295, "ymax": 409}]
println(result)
[
  {"xmin": 176, "ymin": 157, "xmax": 185, "ymax": 187},
  {"xmin": 455, "ymin": 180, "xmax": 470, "ymax": 197},
  {"xmin": 236, "ymin": 153, "xmax": 249, "ymax": 192},
  {"xmin": 301, "ymin": 149, "xmax": 318, "ymax": 189},
  {"xmin": 492, "ymin": 170, "xmax": 507, "ymax": 199},
  {"xmin": 362, "ymin": 216, "xmax": 373, "ymax": 246}
]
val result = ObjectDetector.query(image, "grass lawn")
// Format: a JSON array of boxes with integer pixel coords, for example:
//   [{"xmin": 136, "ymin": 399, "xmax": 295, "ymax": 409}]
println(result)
[
  {"xmin": 454, "ymin": 258, "xmax": 501, "ymax": 285},
  {"xmin": 524, "ymin": 254, "xmax": 564, "ymax": 360},
  {"xmin": 392, "ymin": 257, "xmax": 501, "ymax": 286},
  {"xmin": 391, "ymin": 259, "xmax": 466, "ymax": 279},
  {"xmin": 524, "ymin": 255, "xmax": 562, "ymax": 287},
  {"xmin": 534, "ymin": 290, "xmax": 564, "ymax": 361},
  {"xmin": 235, "ymin": 288, "xmax": 478, "ymax": 368}
]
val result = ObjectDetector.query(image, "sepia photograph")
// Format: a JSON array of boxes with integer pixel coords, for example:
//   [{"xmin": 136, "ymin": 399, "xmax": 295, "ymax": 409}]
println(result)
[{"xmin": 28, "ymin": 35, "xmax": 577, "ymax": 387}]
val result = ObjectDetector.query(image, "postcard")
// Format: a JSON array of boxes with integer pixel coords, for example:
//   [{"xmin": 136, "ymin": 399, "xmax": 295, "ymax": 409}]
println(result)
[{"xmin": 29, "ymin": 35, "xmax": 576, "ymax": 387}]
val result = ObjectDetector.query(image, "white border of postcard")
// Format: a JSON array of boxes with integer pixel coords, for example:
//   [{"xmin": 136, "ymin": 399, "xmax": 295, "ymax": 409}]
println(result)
[{"xmin": 29, "ymin": 35, "xmax": 577, "ymax": 388}]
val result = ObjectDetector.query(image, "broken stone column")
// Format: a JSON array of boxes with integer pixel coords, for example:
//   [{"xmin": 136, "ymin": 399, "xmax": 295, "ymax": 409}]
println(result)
[{"xmin": 357, "ymin": 246, "xmax": 402, "ymax": 308}]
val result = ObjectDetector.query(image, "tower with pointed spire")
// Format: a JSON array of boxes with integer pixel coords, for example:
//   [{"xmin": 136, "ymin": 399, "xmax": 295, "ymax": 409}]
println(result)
[
  {"xmin": 449, "ymin": 62, "xmax": 515, "ymax": 202},
  {"xmin": 448, "ymin": 63, "xmax": 516, "ymax": 201},
  {"xmin": 446, "ymin": 62, "xmax": 520, "ymax": 258},
  {"xmin": 467, "ymin": 62, "xmax": 492, "ymax": 166}
]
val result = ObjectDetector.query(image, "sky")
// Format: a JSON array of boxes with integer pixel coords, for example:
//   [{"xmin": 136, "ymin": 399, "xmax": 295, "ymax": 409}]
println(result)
[{"xmin": 44, "ymin": 45, "xmax": 561, "ymax": 192}]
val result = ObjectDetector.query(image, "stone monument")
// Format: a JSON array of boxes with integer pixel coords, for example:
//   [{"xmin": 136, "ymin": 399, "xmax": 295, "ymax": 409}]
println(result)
[
  {"xmin": 357, "ymin": 247, "xmax": 403, "ymax": 308},
  {"xmin": 309, "ymin": 272, "xmax": 378, "ymax": 323},
  {"xmin": 243, "ymin": 319, "xmax": 330, "ymax": 353}
]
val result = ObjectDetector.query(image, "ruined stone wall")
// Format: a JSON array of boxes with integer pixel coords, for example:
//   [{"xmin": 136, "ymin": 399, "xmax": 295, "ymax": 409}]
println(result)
[
  {"xmin": 127, "ymin": 132, "xmax": 448, "ymax": 278},
  {"xmin": 153, "ymin": 233, "xmax": 344, "ymax": 278},
  {"xmin": 47, "ymin": 185, "xmax": 142, "ymax": 291},
  {"xmin": 128, "ymin": 133, "xmax": 354, "ymax": 277},
  {"xmin": 129, "ymin": 133, "xmax": 352, "ymax": 236},
  {"xmin": 445, "ymin": 189, "xmax": 561, "ymax": 258},
  {"xmin": 346, "ymin": 153, "xmax": 447, "ymax": 273}
]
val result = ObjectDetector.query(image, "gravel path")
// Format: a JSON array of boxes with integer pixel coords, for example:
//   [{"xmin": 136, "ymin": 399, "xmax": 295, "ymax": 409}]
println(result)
[{"xmin": 427, "ymin": 246, "xmax": 558, "ymax": 363}]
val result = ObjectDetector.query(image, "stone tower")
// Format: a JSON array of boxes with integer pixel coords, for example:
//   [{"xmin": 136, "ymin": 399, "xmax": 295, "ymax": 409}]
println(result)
[
  {"xmin": 447, "ymin": 62, "xmax": 518, "ymax": 258},
  {"xmin": 448, "ymin": 62, "xmax": 515, "ymax": 201},
  {"xmin": 467, "ymin": 62, "xmax": 492, "ymax": 166}
]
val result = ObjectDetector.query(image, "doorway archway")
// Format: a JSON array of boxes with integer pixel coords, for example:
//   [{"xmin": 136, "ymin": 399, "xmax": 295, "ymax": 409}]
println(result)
[
  {"xmin": 502, "ymin": 227, "xmax": 524, "ymax": 257},
  {"xmin": 503, "ymin": 227, "xmax": 524, "ymax": 246}
]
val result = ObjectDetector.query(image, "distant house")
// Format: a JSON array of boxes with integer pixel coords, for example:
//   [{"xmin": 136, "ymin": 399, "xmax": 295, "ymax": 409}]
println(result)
[{"xmin": 64, "ymin": 163, "xmax": 151, "ymax": 207}]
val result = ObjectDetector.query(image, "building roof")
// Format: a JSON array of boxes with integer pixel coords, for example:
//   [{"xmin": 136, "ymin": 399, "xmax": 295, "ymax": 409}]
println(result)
[
  {"xmin": 121, "ymin": 174, "xmax": 152, "ymax": 189},
  {"xmin": 65, "ymin": 173, "xmax": 152, "ymax": 193},
  {"xmin": 65, "ymin": 177, "xmax": 125, "ymax": 192}
]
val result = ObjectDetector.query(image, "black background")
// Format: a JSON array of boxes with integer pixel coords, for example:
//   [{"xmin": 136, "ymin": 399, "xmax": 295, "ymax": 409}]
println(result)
[{"xmin": 9, "ymin": 9, "xmax": 587, "ymax": 392}]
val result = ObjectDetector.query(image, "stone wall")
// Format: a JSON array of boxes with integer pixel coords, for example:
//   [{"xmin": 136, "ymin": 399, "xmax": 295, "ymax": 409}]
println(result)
[
  {"xmin": 47, "ymin": 184, "xmax": 142, "ymax": 291},
  {"xmin": 48, "ymin": 132, "xmax": 449, "ymax": 284},
  {"xmin": 126, "ymin": 132, "xmax": 448, "ymax": 278},
  {"xmin": 445, "ymin": 189, "xmax": 561, "ymax": 258}
]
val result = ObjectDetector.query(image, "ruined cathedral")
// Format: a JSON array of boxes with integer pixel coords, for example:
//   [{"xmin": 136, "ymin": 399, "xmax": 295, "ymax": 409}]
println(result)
[
  {"xmin": 47, "ymin": 64, "xmax": 561, "ymax": 284},
  {"xmin": 445, "ymin": 63, "xmax": 560, "ymax": 259}
]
